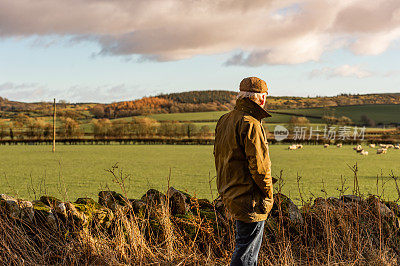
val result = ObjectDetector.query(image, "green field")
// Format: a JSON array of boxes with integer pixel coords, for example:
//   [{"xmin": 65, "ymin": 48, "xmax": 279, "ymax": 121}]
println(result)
[
  {"xmin": 66, "ymin": 104, "xmax": 399, "ymax": 136},
  {"xmin": 122, "ymin": 104, "xmax": 400, "ymax": 134},
  {"xmin": 1, "ymin": 144, "xmax": 399, "ymax": 203},
  {"xmin": 142, "ymin": 104, "xmax": 400, "ymax": 124},
  {"xmin": 147, "ymin": 111, "xmax": 228, "ymax": 121},
  {"xmin": 274, "ymin": 104, "xmax": 400, "ymax": 124}
]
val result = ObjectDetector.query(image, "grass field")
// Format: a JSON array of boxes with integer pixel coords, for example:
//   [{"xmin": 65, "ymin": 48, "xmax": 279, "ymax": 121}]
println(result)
[
  {"xmin": 146, "ymin": 111, "xmax": 302, "ymax": 123},
  {"xmin": 66, "ymin": 104, "xmax": 399, "ymax": 136},
  {"xmin": 121, "ymin": 104, "xmax": 399, "ymax": 135},
  {"xmin": 274, "ymin": 104, "xmax": 400, "ymax": 124},
  {"xmin": 147, "ymin": 111, "xmax": 228, "ymax": 121},
  {"xmin": 140, "ymin": 104, "xmax": 400, "ymax": 124},
  {"xmin": 1, "ymin": 144, "xmax": 399, "ymax": 203}
]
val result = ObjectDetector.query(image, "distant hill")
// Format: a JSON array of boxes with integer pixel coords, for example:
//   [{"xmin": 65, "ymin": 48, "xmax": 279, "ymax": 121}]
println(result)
[
  {"xmin": 158, "ymin": 90, "xmax": 236, "ymax": 104},
  {"xmin": 0, "ymin": 97, "xmax": 45, "ymax": 111},
  {"xmin": 104, "ymin": 91, "xmax": 237, "ymax": 117},
  {"xmin": 1, "ymin": 91, "xmax": 400, "ymax": 119},
  {"xmin": 101, "ymin": 91, "xmax": 400, "ymax": 118}
]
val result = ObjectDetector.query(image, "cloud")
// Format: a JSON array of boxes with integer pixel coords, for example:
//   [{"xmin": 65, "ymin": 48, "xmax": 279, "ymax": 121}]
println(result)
[
  {"xmin": 0, "ymin": 82, "xmax": 144, "ymax": 103},
  {"xmin": 0, "ymin": 82, "xmax": 40, "ymax": 91},
  {"xmin": 0, "ymin": 0, "xmax": 400, "ymax": 65},
  {"xmin": 383, "ymin": 70, "xmax": 400, "ymax": 77},
  {"xmin": 310, "ymin": 64, "xmax": 373, "ymax": 79}
]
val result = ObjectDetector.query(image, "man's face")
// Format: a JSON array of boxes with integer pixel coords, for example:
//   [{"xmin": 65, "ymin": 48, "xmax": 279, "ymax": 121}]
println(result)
[{"xmin": 259, "ymin": 94, "xmax": 266, "ymax": 108}]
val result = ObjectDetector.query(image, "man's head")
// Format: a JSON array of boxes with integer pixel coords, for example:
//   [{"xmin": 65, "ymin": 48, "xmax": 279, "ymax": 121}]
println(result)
[
  {"xmin": 237, "ymin": 77, "xmax": 268, "ymax": 108},
  {"xmin": 239, "ymin": 77, "xmax": 268, "ymax": 94}
]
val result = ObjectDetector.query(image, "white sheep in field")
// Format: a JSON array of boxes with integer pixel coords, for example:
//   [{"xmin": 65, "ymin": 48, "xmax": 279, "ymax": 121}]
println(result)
[
  {"xmin": 296, "ymin": 144, "xmax": 303, "ymax": 149},
  {"xmin": 353, "ymin": 144, "xmax": 362, "ymax": 151},
  {"xmin": 377, "ymin": 148, "xmax": 387, "ymax": 154},
  {"xmin": 288, "ymin": 145, "xmax": 298, "ymax": 150},
  {"xmin": 354, "ymin": 145, "xmax": 363, "ymax": 152},
  {"xmin": 380, "ymin": 144, "xmax": 388, "ymax": 149},
  {"xmin": 395, "ymin": 145, "xmax": 400, "ymax": 150},
  {"xmin": 324, "ymin": 144, "xmax": 329, "ymax": 148},
  {"xmin": 387, "ymin": 144, "xmax": 394, "ymax": 149},
  {"xmin": 360, "ymin": 150, "xmax": 368, "ymax": 155},
  {"xmin": 337, "ymin": 143, "xmax": 342, "ymax": 148},
  {"xmin": 369, "ymin": 144, "xmax": 376, "ymax": 148}
]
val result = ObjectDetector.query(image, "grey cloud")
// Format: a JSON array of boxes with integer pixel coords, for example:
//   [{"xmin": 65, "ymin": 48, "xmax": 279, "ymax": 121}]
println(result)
[
  {"xmin": 224, "ymin": 52, "xmax": 246, "ymax": 66},
  {"xmin": 224, "ymin": 51, "xmax": 275, "ymax": 67},
  {"xmin": 0, "ymin": 0, "xmax": 400, "ymax": 66}
]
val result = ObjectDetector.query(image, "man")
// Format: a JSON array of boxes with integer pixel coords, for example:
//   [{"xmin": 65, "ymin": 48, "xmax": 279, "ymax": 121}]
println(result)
[{"xmin": 214, "ymin": 77, "xmax": 274, "ymax": 266}]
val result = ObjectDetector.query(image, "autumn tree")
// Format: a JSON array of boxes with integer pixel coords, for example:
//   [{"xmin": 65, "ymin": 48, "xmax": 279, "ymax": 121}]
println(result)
[
  {"xmin": 90, "ymin": 105, "xmax": 106, "ymax": 118},
  {"xmin": 289, "ymin": 116, "xmax": 310, "ymax": 127},
  {"xmin": 92, "ymin": 119, "xmax": 112, "ymax": 138},
  {"xmin": 185, "ymin": 123, "xmax": 197, "ymax": 138},
  {"xmin": 130, "ymin": 117, "xmax": 158, "ymax": 136},
  {"xmin": 25, "ymin": 118, "xmax": 37, "ymax": 138},
  {"xmin": 322, "ymin": 116, "xmax": 338, "ymax": 127},
  {"xmin": 61, "ymin": 118, "xmax": 82, "ymax": 138},
  {"xmin": 111, "ymin": 120, "xmax": 130, "ymax": 138},
  {"xmin": 199, "ymin": 125, "xmax": 211, "ymax": 137},
  {"xmin": 338, "ymin": 116, "xmax": 353, "ymax": 126},
  {"xmin": 9, "ymin": 121, "xmax": 24, "ymax": 139},
  {"xmin": 158, "ymin": 122, "xmax": 177, "ymax": 137},
  {"xmin": 23, "ymin": 118, "xmax": 51, "ymax": 139},
  {"xmin": 0, "ymin": 121, "xmax": 7, "ymax": 140}
]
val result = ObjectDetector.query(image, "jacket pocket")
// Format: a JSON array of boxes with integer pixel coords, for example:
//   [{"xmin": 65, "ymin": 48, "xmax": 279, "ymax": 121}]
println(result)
[{"xmin": 254, "ymin": 192, "xmax": 273, "ymax": 214}]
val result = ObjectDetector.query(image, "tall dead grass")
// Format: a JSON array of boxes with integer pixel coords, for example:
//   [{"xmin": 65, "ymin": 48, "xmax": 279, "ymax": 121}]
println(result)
[{"xmin": 1, "ymin": 165, "xmax": 400, "ymax": 265}]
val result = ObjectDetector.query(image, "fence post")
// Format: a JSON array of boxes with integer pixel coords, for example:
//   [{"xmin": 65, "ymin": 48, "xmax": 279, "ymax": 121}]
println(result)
[{"xmin": 52, "ymin": 98, "xmax": 56, "ymax": 152}]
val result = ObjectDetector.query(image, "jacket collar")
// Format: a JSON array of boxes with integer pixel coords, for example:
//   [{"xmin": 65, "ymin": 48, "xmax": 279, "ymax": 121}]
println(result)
[{"xmin": 234, "ymin": 98, "xmax": 272, "ymax": 121}]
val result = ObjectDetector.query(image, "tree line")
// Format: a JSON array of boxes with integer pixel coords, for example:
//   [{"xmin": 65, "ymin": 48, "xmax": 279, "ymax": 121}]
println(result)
[{"xmin": 0, "ymin": 115, "xmax": 212, "ymax": 140}]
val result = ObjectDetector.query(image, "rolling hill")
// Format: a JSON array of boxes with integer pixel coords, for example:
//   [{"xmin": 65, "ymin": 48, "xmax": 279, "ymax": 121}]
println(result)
[
  {"xmin": 1, "ymin": 91, "xmax": 400, "ymax": 126},
  {"xmin": 100, "ymin": 91, "xmax": 400, "ymax": 118}
]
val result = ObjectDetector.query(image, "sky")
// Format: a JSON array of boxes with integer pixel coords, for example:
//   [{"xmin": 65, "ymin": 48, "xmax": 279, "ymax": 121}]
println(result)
[{"xmin": 0, "ymin": 0, "xmax": 400, "ymax": 103}]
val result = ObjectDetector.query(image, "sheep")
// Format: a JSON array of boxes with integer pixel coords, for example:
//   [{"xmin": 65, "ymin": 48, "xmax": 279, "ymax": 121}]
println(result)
[
  {"xmin": 337, "ymin": 143, "xmax": 343, "ymax": 148},
  {"xmin": 377, "ymin": 148, "xmax": 387, "ymax": 154},
  {"xmin": 360, "ymin": 150, "xmax": 368, "ymax": 155},
  {"xmin": 353, "ymin": 144, "xmax": 362, "ymax": 151},
  {"xmin": 354, "ymin": 145, "xmax": 363, "ymax": 152},
  {"xmin": 395, "ymin": 145, "xmax": 400, "ymax": 149},
  {"xmin": 379, "ymin": 144, "xmax": 388, "ymax": 149},
  {"xmin": 324, "ymin": 144, "xmax": 329, "ymax": 148},
  {"xmin": 288, "ymin": 145, "xmax": 298, "ymax": 150},
  {"xmin": 369, "ymin": 144, "xmax": 376, "ymax": 148},
  {"xmin": 387, "ymin": 144, "xmax": 394, "ymax": 149},
  {"xmin": 296, "ymin": 144, "xmax": 303, "ymax": 149}
]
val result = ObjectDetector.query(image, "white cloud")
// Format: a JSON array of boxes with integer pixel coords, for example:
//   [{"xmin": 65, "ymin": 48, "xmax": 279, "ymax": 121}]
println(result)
[
  {"xmin": 0, "ymin": 82, "xmax": 143, "ymax": 103},
  {"xmin": 383, "ymin": 70, "xmax": 400, "ymax": 77},
  {"xmin": 310, "ymin": 64, "xmax": 373, "ymax": 79},
  {"xmin": 0, "ymin": 0, "xmax": 400, "ymax": 66}
]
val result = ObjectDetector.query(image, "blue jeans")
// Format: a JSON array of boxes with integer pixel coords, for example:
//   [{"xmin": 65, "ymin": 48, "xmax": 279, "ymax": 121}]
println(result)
[{"xmin": 230, "ymin": 220, "xmax": 265, "ymax": 266}]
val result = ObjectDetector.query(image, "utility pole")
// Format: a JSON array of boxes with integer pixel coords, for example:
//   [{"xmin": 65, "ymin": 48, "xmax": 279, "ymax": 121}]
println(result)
[{"xmin": 52, "ymin": 98, "xmax": 56, "ymax": 152}]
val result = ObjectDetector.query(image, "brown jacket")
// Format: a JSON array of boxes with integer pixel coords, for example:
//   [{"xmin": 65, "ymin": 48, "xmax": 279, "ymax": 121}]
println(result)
[{"xmin": 214, "ymin": 98, "xmax": 274, "ymax": 223}]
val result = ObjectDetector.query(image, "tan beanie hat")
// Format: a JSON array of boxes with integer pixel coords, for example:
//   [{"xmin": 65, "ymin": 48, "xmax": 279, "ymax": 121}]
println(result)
[{"xmin": 239, "ymin": 77, "xmax": 268, "ymax": 94}]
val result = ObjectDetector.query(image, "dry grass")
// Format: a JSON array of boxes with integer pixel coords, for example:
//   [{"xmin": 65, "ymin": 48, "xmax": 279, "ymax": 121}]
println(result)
[{"xmin": 1, "ymin": 166, "xmax": 400, "ymax": 265}]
